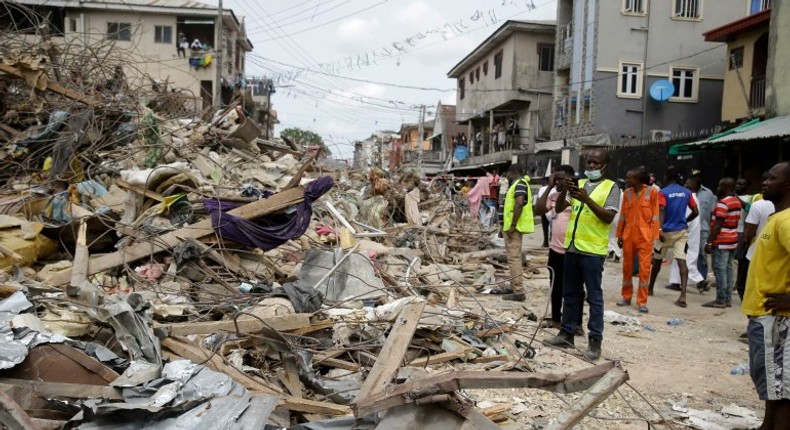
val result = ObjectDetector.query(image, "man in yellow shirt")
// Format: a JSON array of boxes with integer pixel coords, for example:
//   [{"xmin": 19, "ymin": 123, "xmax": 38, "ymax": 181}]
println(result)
[{"xmin": 742, "ymin": 161, "xmax": 790, "ymax": 429}]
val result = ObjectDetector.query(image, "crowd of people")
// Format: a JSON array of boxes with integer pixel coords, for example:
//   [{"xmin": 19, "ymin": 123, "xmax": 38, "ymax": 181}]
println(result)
[{"xmin": 490, "ymin": 151, "xmax": 790, "ymax": 429}]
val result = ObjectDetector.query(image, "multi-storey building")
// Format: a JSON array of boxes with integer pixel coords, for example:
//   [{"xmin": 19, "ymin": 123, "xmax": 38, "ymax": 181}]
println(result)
[
  {"xmin": 5, "ymin": 0, "xmax": 252, "ymax": 109},
  {"xmin": 447, "ymin": 20, "xmax": 556, "ymax": 171},
  {"xmin": 552, "ymin": 0, "xmax": 750, "ymax": 146}
]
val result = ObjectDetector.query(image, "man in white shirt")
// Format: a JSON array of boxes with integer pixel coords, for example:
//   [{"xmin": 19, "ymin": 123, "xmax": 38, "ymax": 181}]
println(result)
[{"xmin": 536, "ymin": 181, "xmax": 550, "ymax": 247}]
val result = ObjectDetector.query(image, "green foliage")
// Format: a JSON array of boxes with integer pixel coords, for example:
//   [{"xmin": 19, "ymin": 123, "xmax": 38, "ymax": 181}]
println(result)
[{"xmin": 280, "ymin": 127, "xmax": 331, "ymax": 157}]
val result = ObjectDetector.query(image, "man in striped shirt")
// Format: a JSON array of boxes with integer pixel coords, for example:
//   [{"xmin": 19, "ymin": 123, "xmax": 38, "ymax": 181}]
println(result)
[{"xmin": 703, "ymin": 177, "xmax": 742, "ymax": 308}]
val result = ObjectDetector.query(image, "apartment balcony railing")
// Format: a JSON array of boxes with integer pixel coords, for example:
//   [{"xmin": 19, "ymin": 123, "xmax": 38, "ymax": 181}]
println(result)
[{"xmin": 750, "ymin": 76, "xmax": 766, "ymax": 109}]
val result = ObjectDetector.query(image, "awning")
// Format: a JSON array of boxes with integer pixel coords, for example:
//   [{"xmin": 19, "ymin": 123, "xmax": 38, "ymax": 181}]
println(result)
[
  {"xmin": 670, "ymin": 115, "xmax": 790, "ymax": 155},
  {"xmin": 427, "ymin": 132, "xmax": 442, "ymax": 141}
]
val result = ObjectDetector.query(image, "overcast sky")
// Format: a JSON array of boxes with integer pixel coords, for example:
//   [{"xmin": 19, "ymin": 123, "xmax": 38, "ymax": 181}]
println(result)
[{"xmin": 213, "ymin": 0, "xmax": 557, "ymax": 159}]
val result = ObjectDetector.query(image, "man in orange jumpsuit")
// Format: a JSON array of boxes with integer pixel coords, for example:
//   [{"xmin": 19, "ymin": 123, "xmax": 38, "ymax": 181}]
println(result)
[{"xmin": 616, "ymin": 167, "xmax": 660, "ymax": 313}]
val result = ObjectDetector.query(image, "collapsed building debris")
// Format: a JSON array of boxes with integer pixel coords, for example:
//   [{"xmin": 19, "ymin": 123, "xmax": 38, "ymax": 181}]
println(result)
[{"xmin": 0, "ymin": 4, "xmax": 692, "ymax": 430}]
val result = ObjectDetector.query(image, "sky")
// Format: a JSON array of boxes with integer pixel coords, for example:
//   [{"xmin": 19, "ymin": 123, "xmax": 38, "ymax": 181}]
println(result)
[{"xmin": 212, "ymin": 0, "xmax": 557, "ymax": 160}]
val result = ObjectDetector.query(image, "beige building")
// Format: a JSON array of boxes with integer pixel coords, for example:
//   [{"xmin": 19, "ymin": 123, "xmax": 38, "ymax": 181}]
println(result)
[
  {"xmin": 704, "ymin": 10, "xmax": 770, "ymax": 123},
  {"xmin": 447, "ymin": 20, "xmax": 555, "ymax": 171},
  {"xmin": 8, "ymin": 0, "xmax": 252, "ymax": 109}
]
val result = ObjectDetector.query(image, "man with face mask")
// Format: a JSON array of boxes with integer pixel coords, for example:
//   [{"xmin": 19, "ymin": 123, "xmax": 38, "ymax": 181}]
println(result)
[
  {"xmin": 543, "ymin": 150, "xmax": 620, "ymax": 360},
  {"xmin": 500, "ymin": 164, "xmax": 535, "ymax": 302}
]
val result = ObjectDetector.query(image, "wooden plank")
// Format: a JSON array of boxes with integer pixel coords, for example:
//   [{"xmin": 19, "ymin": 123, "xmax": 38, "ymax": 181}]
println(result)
[
  {"xmin": 47, "ymin": 187, "xmax": 306, "ymax": 286},
  {"xmin": 154, "ymin": 313, "xmax": 311, "ymax": 336},
  {"xmin": 0, "ymin": 123, "xmax": 21, "ymax": 137},
  {"xmin": 0, "ymin": 378, "xmax": 123, "ymax": 401},
  {"xmin": 0, "ymin": 63, "xmax": 100, "ymax": 107},
  {"xmin": 290, "ymin": 319, "xmax": 334, "ymax": 336},
  {"xmin": 318, "ymin": 358, "xmax": 361, "ymax": 372},
  {"xmin": 354, "ymin": 362, "xmax": 617, "ymax": 417},
  {"xmin": 408, "ymin": 349, "xmax": 471, "ymax": 367},
  {"xmin": 69, "ymin": 220, "xmax": 88, "ymax": 287},
  {"xmin": 354, "ymin": 300, "xmax": 426, "ymax": 403},
  {"xmin": 471, "ymin": 355, "xmax": 509, "ymax": 364},
  {"xmin": 115, "ymin": 179, "xmax": 165, "ymax": 202},
  {"xmin": 544, "ymin": 367, "xmax": 630, "ymax": 430}
]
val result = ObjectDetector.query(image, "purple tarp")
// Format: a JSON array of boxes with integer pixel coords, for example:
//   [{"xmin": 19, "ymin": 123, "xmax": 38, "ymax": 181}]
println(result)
[{"xmin": 203, "ymin": 176, "xmax": 334, "ymax": 251}]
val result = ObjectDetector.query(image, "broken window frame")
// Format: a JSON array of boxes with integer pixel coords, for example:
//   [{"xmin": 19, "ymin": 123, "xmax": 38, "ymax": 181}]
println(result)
[{"xmin": 494, "ymin": 51, "xmax": 503, "ymax": 79}]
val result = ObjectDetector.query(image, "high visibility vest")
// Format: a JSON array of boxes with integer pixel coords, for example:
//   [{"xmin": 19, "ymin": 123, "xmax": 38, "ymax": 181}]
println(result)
[
  {"xmin": 563, "ymin": 179, "xmax": 616, "ymax": 255},
  {"xmin": 503, "ymin": 175, "xmax": 534, "ymax": 233}
]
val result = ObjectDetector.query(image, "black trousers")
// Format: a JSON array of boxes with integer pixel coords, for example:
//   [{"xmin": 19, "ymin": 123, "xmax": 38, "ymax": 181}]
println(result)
[
  {"xmin": 541, "ymin": 214, "xmax": 550, "ymax": 245},
  {"xmin": 548, "ymin": 249, "xmax": 585, "ymax": 324},
  {"xmin": 736, "ymin": 258, "xmax": 750, "ymax": 300}
]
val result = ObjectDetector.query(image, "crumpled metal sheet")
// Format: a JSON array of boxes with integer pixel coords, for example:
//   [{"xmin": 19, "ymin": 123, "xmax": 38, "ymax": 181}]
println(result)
[
  {"xmin": 69, "ymin": 361, "xmax": 279, "ymax": 430},
  {"xmin": 0, "ymin": 291, "xmax": 35, "ymax": 369},
  {"xmin": 301, "ymin": 249, "xmax": 385, "ymax": 302}
]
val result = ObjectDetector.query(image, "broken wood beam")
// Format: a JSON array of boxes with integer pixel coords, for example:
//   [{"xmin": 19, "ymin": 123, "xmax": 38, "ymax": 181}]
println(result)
[
  {"xmin": 161, "ymin": 337, "xmax": 350, "ymax": 416},
  {"xmin": 0, "ymin": 378, "xmax": 123, "ymax": 401},
  {"xmin": 543, "ymin": 367, "xmax": 629, "ymax": 430},
  {"xmin": 0, "ymin": 63, "xmax": 100, "ymax": 107},
  {"xmin": 408, "ymin": 349, "xmax": 472, "ymax": 367},
  {"xmin": 115, "ymin": 179, "xmax": 165, "ymax": 202},
  {"xmin": 48, "ymin": 186, "xmax": 306, "ymax": 286},
  {"xmin": 153, "ymin": 313, "xmax": 311, "ymax": 336},
  {"xmin": 354, "ymin": 361, "xmax": 617, "ymax": 417},
  {"xmin": 354, "ymin": 300, "xmax": 426, "ymax": 403}
]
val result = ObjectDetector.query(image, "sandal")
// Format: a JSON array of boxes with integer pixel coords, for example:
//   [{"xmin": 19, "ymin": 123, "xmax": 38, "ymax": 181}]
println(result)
[
  {"xmin": 490, "ymin": 287, "xmax": 514, "ymax": 295},
  {"xmin": 696, "ymin": 280, "xmax": 710, "ymax": 293},
  {"xmin": 665, "ymin": 284, "xmax": 681, "ymax": 291},
  {"xmin": 674, "ymin": 300, "xmax": 687, "ymax": 308}
]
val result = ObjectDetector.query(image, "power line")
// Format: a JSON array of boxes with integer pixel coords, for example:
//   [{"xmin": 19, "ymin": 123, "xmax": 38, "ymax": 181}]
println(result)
[{"xmin": 250, "ymin": 0, "xmax": 390, "ymax": 40}]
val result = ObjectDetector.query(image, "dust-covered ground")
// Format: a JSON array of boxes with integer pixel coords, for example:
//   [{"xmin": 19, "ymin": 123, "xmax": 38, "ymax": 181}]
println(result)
[{"xmin": 454, "ymin": 231, "xmax": 759, "ymax": 429}]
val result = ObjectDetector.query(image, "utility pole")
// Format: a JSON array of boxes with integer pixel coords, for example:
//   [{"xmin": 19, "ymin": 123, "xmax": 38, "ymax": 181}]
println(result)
[
  {"xmin": 416, "ymin": 104, "xmax": 426, "ymax": 177},
  {"xmin": 213, "ymin": 0, "xmax": 223, "ymax": 109}
]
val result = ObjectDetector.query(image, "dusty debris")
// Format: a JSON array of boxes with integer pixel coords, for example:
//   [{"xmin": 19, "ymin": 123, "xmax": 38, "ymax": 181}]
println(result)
[{"xmin": 0, "ymin": 5, "xmax": 679, "ymax": 430}]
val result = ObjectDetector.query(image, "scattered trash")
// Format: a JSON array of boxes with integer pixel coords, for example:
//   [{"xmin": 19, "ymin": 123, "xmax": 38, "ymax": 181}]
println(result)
[
  {"xmin": 730, "ymin": 363, "xmax": 749, "ymax": 375},
  {"xmin": 667, "ymin": 318, "xmax": 685, "ymax": 326}
]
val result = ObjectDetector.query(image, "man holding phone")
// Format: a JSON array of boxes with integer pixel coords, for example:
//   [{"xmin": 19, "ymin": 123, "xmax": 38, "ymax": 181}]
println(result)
[{"xmin": 543, "ymin": 150, "xmax": 620, "ymax": 361}]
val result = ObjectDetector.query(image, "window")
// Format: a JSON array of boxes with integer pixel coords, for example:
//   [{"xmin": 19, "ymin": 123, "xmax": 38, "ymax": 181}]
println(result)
[
  {"xmin": 494, "ymin": 51, "xmax": 503, "ymax": 79},
  {"xmin": 475, "ymin": 67, "xmax": 480, "ymax": 81},
  {"xmin": 673, "ymin": 0, "xmax": 701, "ymax": 19},
  {"xmin": 729, "ymin": 47, "xmax": 744, "ymax": 69},
  {"xmin": 154, "ymin": 25, "xmax": 172, "ymax": 43},
  {"xmin": 538, "ymin": 44, "xmax": 554, "ymax": 72},
  {"xmin": 483, "ymin": 61, "xmax": 488, "ymax": 76},
  {"xmin": 623, "ymin": 0, "xmax": 646, "ymax": 14},
  {"xmin": 750, "ymin": 0, "xmax": 771, "ymax": 14},
  {"xmin": 459, "ymin": 77, "xmax": 465, "ymax": 100},
  {"xmin": 670, "ymin": 67, "xmax": 699, "ymax": 101},
  {"xmin": 69, "ymin": 18, "xmax": 77, "ymax": 32},
  {"xmin": 107, "ymin": 22, "xmax": 131, "ymax": 41},
  {"xmin": 469, "ymin": 71, "xmax": 474, "ymax": 84},
  {"xmin": 618, "ymin": 62, "xmax": 642, "ymax": 97}
]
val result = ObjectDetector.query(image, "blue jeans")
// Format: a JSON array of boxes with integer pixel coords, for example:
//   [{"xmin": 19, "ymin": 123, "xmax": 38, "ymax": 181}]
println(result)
[
  {"xmin": 698, "ymin": 230, "xmax": 709, "ymax": 279},
  {"xmin": 561, "ymin": 251, "xmax": 605, "ymax": 339},
  {"xmin": 712, "ymin": 248, "xmax": 736, "ymax": 303}
]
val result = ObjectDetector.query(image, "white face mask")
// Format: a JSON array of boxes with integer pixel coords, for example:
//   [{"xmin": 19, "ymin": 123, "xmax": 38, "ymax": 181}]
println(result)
[{"xmin": 585, "ymin": 169, "xmax": 603, "ymax": 181}]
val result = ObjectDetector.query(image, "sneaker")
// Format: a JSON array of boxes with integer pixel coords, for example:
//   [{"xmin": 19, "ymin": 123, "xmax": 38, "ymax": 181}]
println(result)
[
  {"xmin": 637, "ymin": 306, "xmax": 649, "ymax": 313},
  {"xmin": 665, "ymin": 283, "xmax": 681, "ymax": 291},
  {"xmin": 616, "ymin": 299, "xmax": 631, "ymax": 306},
  {"xmin": 543, "ymin": 331, "xmax": 575, "ymax": 349},
  {"xmin": 502, "ymin": 292, "xmax": 526, "ymax": 302},
  {"xmin": 574, "ymin": 325, "xmax": 585, "ymax": 337},
  {"xmin": 701, "ymin": 300, "xmax": 727, "ymax": 308}
]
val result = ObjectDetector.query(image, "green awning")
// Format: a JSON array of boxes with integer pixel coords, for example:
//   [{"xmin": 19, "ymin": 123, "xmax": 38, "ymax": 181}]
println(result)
[{"xmin": 669, "ymin": 118, "xmax": 761, "ymax": 155}]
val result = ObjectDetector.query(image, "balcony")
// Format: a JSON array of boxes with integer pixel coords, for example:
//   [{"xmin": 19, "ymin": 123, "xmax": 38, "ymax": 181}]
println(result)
[
  {"xmin": 750, "ymin": 76, "xmax": 766, "ymax": 109},
  {"xmin": 556, "ymin": 23, "xmax": 573, "ymax": 70}
]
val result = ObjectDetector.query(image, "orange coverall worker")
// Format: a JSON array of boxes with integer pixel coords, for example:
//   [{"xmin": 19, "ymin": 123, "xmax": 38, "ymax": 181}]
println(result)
[{"xmin": 616, "ymin": 185, "xmax": 660, "ymax": 307}]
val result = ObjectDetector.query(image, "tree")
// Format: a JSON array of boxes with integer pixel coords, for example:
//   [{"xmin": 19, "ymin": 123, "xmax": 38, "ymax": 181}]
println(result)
[{"xmin": 279, "ymin": 127, "xmax": 331, "ymax": 157}]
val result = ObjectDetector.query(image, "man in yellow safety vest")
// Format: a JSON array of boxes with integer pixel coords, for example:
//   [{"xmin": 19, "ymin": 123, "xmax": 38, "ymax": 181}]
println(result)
[
  {"xmin": 543, "ymin": 150, "xmax": 620, "ymax": 361},
  {"xmin": 500, "ymin": 164, "xmax": 535, "ymax": 302}
]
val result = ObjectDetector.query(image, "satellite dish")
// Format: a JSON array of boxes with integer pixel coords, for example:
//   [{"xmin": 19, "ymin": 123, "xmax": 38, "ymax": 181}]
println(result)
[{"xmin": 650, "ymin": 80, "xmax": 675, "ymax": 102}]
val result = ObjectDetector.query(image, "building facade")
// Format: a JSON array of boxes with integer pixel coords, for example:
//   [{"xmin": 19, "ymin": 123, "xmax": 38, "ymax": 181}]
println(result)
[
  {"xmin": 447, "ymin": 20, "xmax": 556, "ymax": 168},
  {"xmin": 6, "ymin": 0, "xmax": 252, "ymax": 109},
  {"xmin": 552, "ymin": 0, "xmax": 750, "ymax": 146}
]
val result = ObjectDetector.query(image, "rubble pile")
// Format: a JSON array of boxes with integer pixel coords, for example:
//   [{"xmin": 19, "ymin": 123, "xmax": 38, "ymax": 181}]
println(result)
[{"xmin": 0, "ymin": 9, "xmax": 639, "ymax": 430}]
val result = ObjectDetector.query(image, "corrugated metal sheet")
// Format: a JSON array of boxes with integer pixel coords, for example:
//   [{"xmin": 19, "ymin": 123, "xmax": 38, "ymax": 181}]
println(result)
[{"xmin": 713, "ymin": 114, "xmax": 790, "ymax": 142}]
